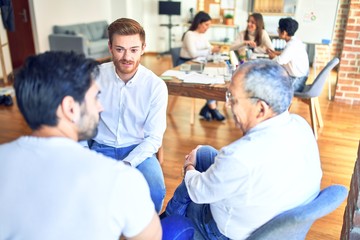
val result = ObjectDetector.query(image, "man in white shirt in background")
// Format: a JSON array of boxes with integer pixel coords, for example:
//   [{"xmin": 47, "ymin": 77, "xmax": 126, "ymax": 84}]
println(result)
[
  {"xmin": 88, "ymin": 18, "xmax": 168, "ymax": 213},
  {"xmin": 0, "ymin": 51, "xmax": 161, "ymax": 240},
  {"xmin": 160, "ymin": 59, "xmax": 322, "ymax": 239},
  {"xmin": 267, "ymin": 17, "xmax": 309, "ymax": 92}
]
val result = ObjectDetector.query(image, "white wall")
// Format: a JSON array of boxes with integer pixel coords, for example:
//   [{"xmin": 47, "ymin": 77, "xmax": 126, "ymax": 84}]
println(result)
[
  {"xmin": 110, "ymin": 0, "xmax": 197, "ymax": 52},
  {"xmin": 16, "ymin": 0, "xmax": 249, "ymax": 56},
  {"xmin": 30, "ymin": 0, "xmax": 112, "ymax": 53}
]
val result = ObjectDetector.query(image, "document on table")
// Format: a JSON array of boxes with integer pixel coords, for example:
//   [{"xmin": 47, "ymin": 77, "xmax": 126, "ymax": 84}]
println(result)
[
  {"xmin": 161, "ymin": 67, "xmax": 226, "ymax": 84},
  {"xmin": 161, "ymin": 70, "xmax": 187, "ymax": 79},
  {"xmin": 202, "ymin": 67, "xmax": 227, "ymax": 77},
  {"xmin": 181, "ymin": 72, "xmax": 224, "ymax": 84}
]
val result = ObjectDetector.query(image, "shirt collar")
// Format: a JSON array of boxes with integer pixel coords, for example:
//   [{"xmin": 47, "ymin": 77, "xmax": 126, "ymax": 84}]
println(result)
[
  {"xmin": 246, "ymin": 111, "xmax": 291, "ymax": 135},
  {"xmin": 112, "ymin": 64, "xmax": 144, "ymax": 86}
]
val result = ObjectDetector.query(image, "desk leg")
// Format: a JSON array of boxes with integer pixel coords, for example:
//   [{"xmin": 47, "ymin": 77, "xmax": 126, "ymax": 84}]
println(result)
[
  {"xmin": 190, "ymin": 98, "xmax": 195, "ymax": 125},
  {"xmin": 168, "ymin": 96, "xmax": 178, "ymax": 113}
]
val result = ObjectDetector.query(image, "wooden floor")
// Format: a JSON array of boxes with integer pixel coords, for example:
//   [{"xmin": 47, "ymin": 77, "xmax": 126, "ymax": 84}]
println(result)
[{"xmin": 1, "ymin": 54, "xmax": 360, "ymax": 239}]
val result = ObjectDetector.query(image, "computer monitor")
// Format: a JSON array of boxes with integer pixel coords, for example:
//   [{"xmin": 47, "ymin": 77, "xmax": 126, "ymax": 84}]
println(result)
[{"xmin": 158, "ymin": 1, "xmax": 181, "ymax": 15}]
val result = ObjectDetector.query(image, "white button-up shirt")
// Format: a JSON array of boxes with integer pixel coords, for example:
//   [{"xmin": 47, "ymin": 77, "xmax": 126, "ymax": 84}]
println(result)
[
  {"xmin": 93, "ymin": 62, "xmax": 168, "ymax": 166},
  {"xmin": 273, "ymin": 37, "xmax": 309, "ymax": 78}
]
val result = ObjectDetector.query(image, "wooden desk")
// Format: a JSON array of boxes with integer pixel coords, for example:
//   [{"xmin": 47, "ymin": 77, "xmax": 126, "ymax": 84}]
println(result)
[
  {"xmin": 163, "ymin": 62, "xmax": 229, "ymax": 124},
  {"xmin": 165, "ymin": 78, "xmax": 228, "ymax": 102},
  {"xmin": 164, "ymin": 62, "xmax": 229, "ymax": 101}
]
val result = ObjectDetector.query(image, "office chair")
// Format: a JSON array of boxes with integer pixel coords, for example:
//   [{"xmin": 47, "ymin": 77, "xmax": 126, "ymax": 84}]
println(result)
[
  {"xmin": 246, "ymin": 184, "xmax": 347, "ymax": 240},
  {"xmin": 168, "ymin": 47, "xmax": 197, "ymax": 124},
  {"xmin": 170, "ymin": 47, "xmax": 181, "ymax": 67},
  {"xmin": 292, "ymin": 57, "xmax": 340, "ymax": 139}
]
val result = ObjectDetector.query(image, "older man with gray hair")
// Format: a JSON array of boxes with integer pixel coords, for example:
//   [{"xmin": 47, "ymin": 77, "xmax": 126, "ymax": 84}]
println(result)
[{"xmin": 161, "ymin": 59, "xmax": 322, "ymax": 240}]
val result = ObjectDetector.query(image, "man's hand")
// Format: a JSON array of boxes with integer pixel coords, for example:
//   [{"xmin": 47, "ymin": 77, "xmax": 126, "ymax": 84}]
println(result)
[
  {"xmin": 266, "ymin": 48, "xmax": 280, "ymax": 59},
  {"xmin": 184, "ymin": 145, "xmax": 202, "ymax": 168}
]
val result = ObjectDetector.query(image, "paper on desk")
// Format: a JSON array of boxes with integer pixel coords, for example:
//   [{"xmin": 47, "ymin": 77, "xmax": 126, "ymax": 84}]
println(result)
[
  {"xmin": 181, "ymin": 72, "xmax": 224, "ymax": 84},
  {"xmin": 203, "ymin": 67, "xmax": 227, "ymax": 77},
  {"xmin": 192, "ymin": 56, "xmax": 207, "ymax": 63},
  {"xmin": 251, "ymin": 53, "xmax": 269, "ymax": 59},
  {"xmin": 161, "ymin": 70, "xmax": 187, "ymax": 79},
  {"xmin": 193, "ymin": 55, "xmax": 229, "ymax": 63}
]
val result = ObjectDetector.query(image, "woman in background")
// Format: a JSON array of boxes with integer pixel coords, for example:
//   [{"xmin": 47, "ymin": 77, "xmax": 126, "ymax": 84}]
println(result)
[
  {"xmin": 179, "ymin": 11, "xmax": 225, "ymax": 121},
  {"xmin": 230, "ymin": 13, "xmax": 273, "ymax": 55}
]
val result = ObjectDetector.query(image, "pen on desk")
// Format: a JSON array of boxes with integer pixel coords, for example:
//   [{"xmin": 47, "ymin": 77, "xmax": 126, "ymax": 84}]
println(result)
[{"xmin": 225, "ymin": 60, "xmax": 231, "ymax": 68}]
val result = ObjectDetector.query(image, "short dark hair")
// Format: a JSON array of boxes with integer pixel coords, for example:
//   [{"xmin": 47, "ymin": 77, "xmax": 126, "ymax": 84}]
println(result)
[
  {"xmin": 108, "ymin": 18, "xmax": 146, "ymax": 46},
  {"xmin": 14, "ymin": 51, "xmax": 99, "ymax": 130},
  {"xmin": 278, "ymin": 18, "xmax": 298, "ymax": 36}
]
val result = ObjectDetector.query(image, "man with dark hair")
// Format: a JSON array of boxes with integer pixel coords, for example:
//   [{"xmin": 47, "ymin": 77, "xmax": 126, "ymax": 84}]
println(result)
[
  {"xmin": 161, "ymin": 59, "xmax": 322, "ymax": 239},
  {"xmin": 0, "ymin": 51, "xmax": 162, "ymax": 240},
  {"xmin": 267, "ymin": 17, "xmax": 309, "ymax": 92},
  {"xmin": 88, "ymin": 18, "xmax": 167, "ymax": 213}
]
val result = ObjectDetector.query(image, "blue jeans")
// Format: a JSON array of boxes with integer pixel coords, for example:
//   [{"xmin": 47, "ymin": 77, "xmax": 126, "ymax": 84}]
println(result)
[
  {"xmin": 90, "ymin": 141, "xmax": 165, "ymax": 213},
  {"xmin": 290, "ymin": 76, "xmax": 308, "ymax": 92},
  {"xmin": 164, "ymin": 146, "xmax": 228, "ymax": 240},
  {"xmin": 161, "ymin": 215, "xmax": 195, "ymax": 240}
]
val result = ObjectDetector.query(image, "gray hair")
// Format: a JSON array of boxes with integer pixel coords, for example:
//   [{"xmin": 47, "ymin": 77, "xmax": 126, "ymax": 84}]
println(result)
[{"xmin": 237, "ymin": 59, "xmax": 293, "ymax": 114}]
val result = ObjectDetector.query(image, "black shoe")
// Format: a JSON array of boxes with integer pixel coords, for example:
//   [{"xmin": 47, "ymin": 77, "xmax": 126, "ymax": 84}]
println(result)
[
  {"xmin": 159, "ymin": 211, "xmax": 168, "ymax": 219},
  {"xmin": 199, "ymin": 104, "xmax": 211, "ymax": 121},
  {"xmin": 1, "ymin": 95, "xmax": 13, "ymax": 106},
  {"xmin": 209, "ymin": 109, "xmax": 225, "ymax": 121}
]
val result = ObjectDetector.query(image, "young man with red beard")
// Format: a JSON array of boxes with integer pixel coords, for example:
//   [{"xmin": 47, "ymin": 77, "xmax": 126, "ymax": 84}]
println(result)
[{"xmin": 89, "ymin": 18, "xmax": 168, "ymax": 214}]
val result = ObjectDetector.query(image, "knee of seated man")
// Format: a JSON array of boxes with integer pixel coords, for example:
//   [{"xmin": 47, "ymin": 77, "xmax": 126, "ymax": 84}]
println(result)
[{"xmin": 161, "ymin": 215, "xmax": 195, "ymax": 240}]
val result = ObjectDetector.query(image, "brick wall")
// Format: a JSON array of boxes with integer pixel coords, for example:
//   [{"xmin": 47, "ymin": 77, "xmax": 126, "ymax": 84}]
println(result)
[
  {"xmin": 335, "ymin": 0, "xmax": 360, "ymax": 104},
  {"xmin": 312, "ymin": 0, "xmax": 360, "ymax": 105},
  {"xmin": 341, "ymin": 141, "xmax": 360, "ymax": 239}
]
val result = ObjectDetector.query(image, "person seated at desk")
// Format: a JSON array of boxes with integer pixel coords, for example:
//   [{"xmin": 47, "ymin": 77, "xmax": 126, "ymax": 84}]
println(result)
[
  {"xmin": 230, "ymin": 13, "xmax": 273, "ymax": 55},
  {"xmin": 160, "ymin": 59, "xmax": 322, "ymax": 239},
  {"xmin": 179, "ymin": 11, "xmax": 225, "ymax": 121},
  {"xmin": 267, "ymin": 18, "xmax": 309, "ymax": 92}
]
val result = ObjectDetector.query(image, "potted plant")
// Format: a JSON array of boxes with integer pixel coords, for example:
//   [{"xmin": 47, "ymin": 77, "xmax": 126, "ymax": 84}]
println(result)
[{"xmin": 224, "ymin": 14, "xmax": 234, "ymax": 25}]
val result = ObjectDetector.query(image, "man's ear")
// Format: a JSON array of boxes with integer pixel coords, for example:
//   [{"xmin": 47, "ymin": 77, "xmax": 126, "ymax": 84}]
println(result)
[
  {"xmin": 256, "ymin": 100, "xmax": 272, "ymax": 120},
  {"xmin": 60, "ymin": 96, "xmax": 78, "ymax": 123},
  {"xmin": 141, "ymin": 43, "xmax": 146, "ymax": 55},
  {"xmin": 108, "ymin": 41, "xmax": 112, "ymax": 52}
]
